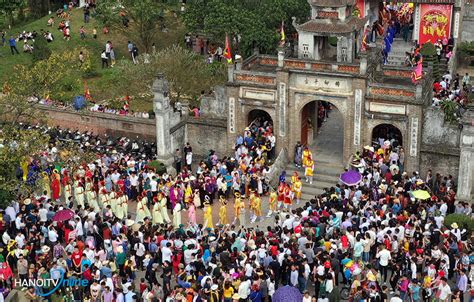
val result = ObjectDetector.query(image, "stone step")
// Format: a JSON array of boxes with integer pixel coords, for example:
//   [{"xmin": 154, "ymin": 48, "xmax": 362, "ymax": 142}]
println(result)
[{"xmin": 285, "ymin": 166, "xmax": 343, "ymax": 179}]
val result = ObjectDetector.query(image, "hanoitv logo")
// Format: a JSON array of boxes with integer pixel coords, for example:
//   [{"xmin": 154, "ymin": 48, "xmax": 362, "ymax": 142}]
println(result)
[{"xmin": 14, "ymin": 271, "xmax": 88, "ymax": 297}]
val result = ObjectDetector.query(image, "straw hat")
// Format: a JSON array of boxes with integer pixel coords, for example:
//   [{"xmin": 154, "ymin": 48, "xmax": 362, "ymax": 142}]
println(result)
[
  {"xmin": 451, "ymin": 223, "xmax": 459, "ymax": 229},
  {"xmin": 232, "ymin": 294, "xmax": 241, "ymax": 300},
  {"xmin": 23, "ymin": 198, "xmax": 31, "ymax": 205}
]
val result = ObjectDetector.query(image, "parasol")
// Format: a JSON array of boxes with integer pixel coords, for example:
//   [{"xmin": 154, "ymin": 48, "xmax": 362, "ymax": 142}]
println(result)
[
  {"xmin": 273, "ymin": 286, "xmax": 303, "ymax": 302},
  {"xmin": 52, "ymin": 209, "xmax": 75, "ymax": 222},
  {"xmin": 339, "ymin": 170, "xmax": 362, "ymax": 186},
  {"xmin": 412, "ymin": 190, "xmax": 431, "ymax": 200}
]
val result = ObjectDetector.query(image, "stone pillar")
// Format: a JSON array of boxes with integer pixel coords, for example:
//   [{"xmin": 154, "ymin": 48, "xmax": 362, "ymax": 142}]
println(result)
[
  {"xmin": 152, "ymin": 73, "xmax": 176, "ymax": 175},
  {"xmin": 277, "ymin": 49, "xmax": 285, "ymax": 68},
  {"xmin": 413, "ymin": 4, "xmax": 421, "ymax": 42},
  {"xmin": 457, "ymin": 110, "xmax": 474, "ymax": 202},
  {"xmin": 227, "ymin": 64, "xmax": 235, "ymax": 83}
]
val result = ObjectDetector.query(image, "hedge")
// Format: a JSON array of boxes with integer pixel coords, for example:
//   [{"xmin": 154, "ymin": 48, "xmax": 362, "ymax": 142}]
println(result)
[{"xmin": 444, "ymin": 213, "xmax": 474, "ymax": 234}]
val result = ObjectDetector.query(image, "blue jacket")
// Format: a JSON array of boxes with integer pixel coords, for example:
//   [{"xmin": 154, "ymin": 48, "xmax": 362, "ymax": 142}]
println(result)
[{"xmin": 9, "ymin": 38, "xmax": 16, "ymax": 46}]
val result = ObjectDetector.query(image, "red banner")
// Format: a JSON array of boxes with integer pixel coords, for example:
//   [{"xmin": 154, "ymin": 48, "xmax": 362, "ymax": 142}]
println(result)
[
  {"xmin": 354, "ymin": 0, "xmax": 365, "ymax": 18},
  {"xmin": 418, "ymin": 4, "xmax": 452, "ymax": 45}
]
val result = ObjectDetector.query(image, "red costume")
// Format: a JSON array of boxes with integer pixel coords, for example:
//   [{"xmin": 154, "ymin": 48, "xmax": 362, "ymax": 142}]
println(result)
[
  {"xmin": 284, "ymin": 184, "xmax": 292, "ymax": 205},
  {"xmin": 51, "ymin": 170, "xmax": 61, "ymax": 200},
  {"xmin": 277, "ymin": 183, "xmax": 285, "ymax": 202}
]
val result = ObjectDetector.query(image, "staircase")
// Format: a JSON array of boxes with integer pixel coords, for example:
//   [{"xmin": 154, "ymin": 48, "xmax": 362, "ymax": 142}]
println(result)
[
  {"xmin": 284, "ymin": 158, "xmax": 344, "ymax": 202},
  {"xmin": 283, "ymin": 108, "xmax": 345, "ymax": 202},
  {"xmin": 386, "ymin": 39, "xmax": 413, "ymax": 66}
]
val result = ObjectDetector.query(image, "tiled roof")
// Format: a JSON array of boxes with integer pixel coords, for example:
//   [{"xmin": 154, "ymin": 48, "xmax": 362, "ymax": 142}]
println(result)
[
  {"xmin": 297, "ymin": 17, "xmax": 367, "ymax": 34},
  {"xmin": 310, "ymin": 0, "xmax": 356, "ymax": 7}
]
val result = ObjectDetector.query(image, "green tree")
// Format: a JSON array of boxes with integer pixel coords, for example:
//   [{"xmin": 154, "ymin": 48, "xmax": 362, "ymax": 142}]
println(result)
[
  {"xmin": 95, "ymin": 0, "xmax": 166, "ymax": 53},
  {"xmin": 32, "ymin": 36, "xmax": 52, "ymax": 62},
  {"xmin": 183, "ymin": 0, "xmax": 310, "ymax": 56},
  {"xmin": 0, "ymin": 0, "xmax": 23, "ymax": 26},
  {"xmin": 6, "ymin": 48, "xmax": 92, "ymax": 101},
  {"xmin": 109, "ymin": 45, "xmax": 226, "ymax": 103}
]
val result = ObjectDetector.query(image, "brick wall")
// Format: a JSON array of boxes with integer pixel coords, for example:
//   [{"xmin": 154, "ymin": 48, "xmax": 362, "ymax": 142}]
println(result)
[{"xmin": 38, "ymin": 105, "xmax": 157, "ymax": 140}]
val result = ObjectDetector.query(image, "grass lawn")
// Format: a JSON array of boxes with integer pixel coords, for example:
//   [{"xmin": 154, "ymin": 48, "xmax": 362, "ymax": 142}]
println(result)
[{"xmin": 1, "ymin": 7, "xmax": 186, "ymax": 112}]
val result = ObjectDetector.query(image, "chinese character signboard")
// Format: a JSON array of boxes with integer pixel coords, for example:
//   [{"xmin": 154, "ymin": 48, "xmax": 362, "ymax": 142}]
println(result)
[{"xmin": 418, "ymin": 4, "xmax": 453, "ymax": 45}]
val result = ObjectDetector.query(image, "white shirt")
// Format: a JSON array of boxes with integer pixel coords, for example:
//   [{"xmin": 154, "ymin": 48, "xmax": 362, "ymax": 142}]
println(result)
[
  {"xmin": 376, "ymin": 249, "xmax": 391, "ymax": 266},
  {"xmin": 161, "ymin": 246, "xmax": 172, "ymax": 263},
  {"xmin": 238, "ymin": 280, "xmax": 251, "ymax": 299},
  {"xmin": 438, "ymin": 283, "xmax": 452, "ymax": 300},
  {"xmin": 39, "ymin": 208, "xmax": 48, "ymax": 222},
  {"xmin": 48, "ymin": 229, "xmax": 58, "ymax": 242},
  {"xmin": 134, "ymin": 243, "xmax": 146, "ymax": 257}
]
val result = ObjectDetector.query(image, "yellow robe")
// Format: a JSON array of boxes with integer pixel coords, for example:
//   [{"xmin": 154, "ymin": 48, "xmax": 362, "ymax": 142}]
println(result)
[
  {"xmin": 219, "ymin": 204, "xmax": 228, "ymax": 225},
  {"xmin": 254, "ymin": 196, "xmax": 262, "ymax": 217},
  {"xmin": 203, "ymin": 205, "xmax": 213, "ymax": 229},
  {"xmin": 292, "ymin": 180, "xmax": 302, "ymax": 199},
  {"xmin": 302, "ymin": 149, "xmax": 312, "ymax": 167},
  {"xmin": 269, "ymin": 191, "xmax": 277, "ymax": 211}
]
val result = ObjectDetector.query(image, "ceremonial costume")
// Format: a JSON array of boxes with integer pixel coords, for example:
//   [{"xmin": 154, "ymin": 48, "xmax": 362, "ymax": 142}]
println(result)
[
  {"xmin": 203, "ymin": 198, "xmax": 213, "ymax": 229},
  {"xmin": 99, "ymin": 188, "xmax": 109, "ymax": 208},
  {"xmin": 41, "ymin": 172, "xmax": 51, "ymax": 197},
  {"xmin": 277, "ymin": 183, "xmax": 285, "ymax": 208},
  {"xmin": 302, "ymin": 147, "xmax": 312, "ymax": 167},
  {"xmin": 115, "ymin": 192, "xmax": 125, "ymax": 219},
  {"xmin": 136, "ymin": 196, "xmax": 151, "ymax": 223},
  {"xmin": 172, "ymin": 202, "xmax": 182, "ymax": 228},
  {"xmin": 192, "ymin": 189, "xmax": 201, "ymax": 208},
  {"xmin": 110, "ymin": 191, "xmax": 118, "ymax": 213},
  {"xmin": 284, "ymin": 183, "xmax": 293, "ymax": 208},
  {"xmin": 292, "ymin": 177, "xmax": 302, "ymax": 205},
  {"xmin": 218, "ymin": 196, "xmax": 228, "ymax": 225},
  {"xmin": 267, "ymin": 189, "xmax": 278, "ymax": 217},
  {"xmin": 62, "ymin": 171, "xmax": 72, "ymax": 204},
  {"xmin": 152, "ymin": 198, "xmax": 164, "ymax": 225},
  {"xmin": 73, "ymin": 179, "xmax": 84, "ymax": 208},
  {"xmin": 304, "ymin": 158, "xmax": 314, "ymax": 184},
  {"xmin": 188, "ymin": 203, "xmax": 196, "ymax": 225},
  {"xmin": 51, "ymin": 170, "xmax": 61, "ymax": 201},
  {"xmin": 159, "ymin": 193, "xmax": 171, "ymax": 224}
]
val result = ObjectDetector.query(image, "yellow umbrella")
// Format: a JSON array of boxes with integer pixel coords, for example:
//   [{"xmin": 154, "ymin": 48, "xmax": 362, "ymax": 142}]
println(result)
[{"xmin": 412, "ymin": 190, "xmax": 431, "ymax": 200}]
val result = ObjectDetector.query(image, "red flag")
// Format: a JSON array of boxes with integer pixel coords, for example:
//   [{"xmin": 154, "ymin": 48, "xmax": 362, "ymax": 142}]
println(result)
[
  {"xmin": 84, "ymin": 81, "xmax": 91, "ymax": 100},
  {"xmin": 361, "ymin": 27, "xmax": 369, "ymax": 52},
  {"xmin": 223, "ymin": 34, "xmax": 232, "ymax": 64}
]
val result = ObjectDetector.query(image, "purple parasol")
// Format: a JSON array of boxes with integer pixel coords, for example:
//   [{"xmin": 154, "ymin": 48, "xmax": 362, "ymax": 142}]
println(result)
[
  {"xmin": 273, "ymin": 286, "xmax": 303, "ymax": 302},
  {"xmin": 52, "ymin": 209, "xmax": 75, "ymax": 222},
  {"xmin": 339, "ymin": 170, "xmax": 362, "ymax": 186}
]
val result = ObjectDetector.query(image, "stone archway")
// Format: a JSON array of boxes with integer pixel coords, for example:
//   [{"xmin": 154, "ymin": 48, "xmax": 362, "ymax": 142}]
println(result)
[
  {"xmin": 291, "ymin": 92, "xmax": 352, "ymax": 164},
  {"xmin": 371, "ymin": 123, "xmax": 403, "ymax": 148},
  {"xmin": 300, "ymin": 100, "xmax": 344, "ymax": 164},
  {"xmin": 247, "ymin": 109, "xmax": 273, "ymax": 127}
]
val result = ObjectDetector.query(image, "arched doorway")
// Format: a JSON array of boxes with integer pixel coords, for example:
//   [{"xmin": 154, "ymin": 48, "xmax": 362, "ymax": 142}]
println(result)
[
  {"xmin": 247, "ymin": 109, "xmax": 273, "ymax": 128},
  {"xmin": 300, "ymin": 101, "xmax": 344, "ymax": 164},
  {"xmin": 372, "ymin": 124, "xmax": 403, "ymax": 148}
]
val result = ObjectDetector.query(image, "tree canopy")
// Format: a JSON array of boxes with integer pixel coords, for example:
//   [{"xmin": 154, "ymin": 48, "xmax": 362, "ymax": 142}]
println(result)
[
  {"xmin": 95, "ymin": 0, "xmax": 169, "ymax": 53},
  {"xmin": 183, "ymin": 0, "xmax": 310, "ymax": 56},
  {"xmin": 107, "ymin": 45, "xmax": 226, "ymax": 104}
]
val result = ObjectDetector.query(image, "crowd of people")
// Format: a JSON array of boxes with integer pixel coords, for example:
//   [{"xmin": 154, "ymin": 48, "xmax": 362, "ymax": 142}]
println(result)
[
  {"xmin": 0, "ymin": 107, "xmax": 472, "ymax": 302},
  {"xmin": 431, "ymin": 71, "xmax": 470, "ymax": 120}
]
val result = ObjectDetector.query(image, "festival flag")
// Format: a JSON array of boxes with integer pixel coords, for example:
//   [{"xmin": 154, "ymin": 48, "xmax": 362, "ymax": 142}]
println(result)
[
  {"xmin": 280, "ymin": 20, "xmax": 286, "ymax": 42},
  {"xmin": 223, "ymin": 34, "xmax": 232, "ymax": 64},
  {"xmin": 361, "ymin": 26, "xmax": 369, "ymax": 52},
  {"xmin": 84, "ymin": 81, "xmax": 91, "ymax": 100},
  {"xmin": 411, "ymin": 58, "xmax": 423, "ymax": 83}
]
